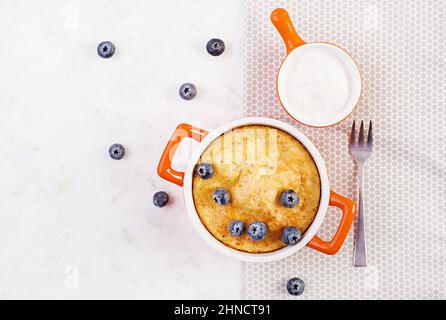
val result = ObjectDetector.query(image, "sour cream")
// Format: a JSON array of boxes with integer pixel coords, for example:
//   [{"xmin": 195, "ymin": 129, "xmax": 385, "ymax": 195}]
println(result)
[{"xmin": 277, "ymin": 43, "xmax": 360, "ymax": 127}]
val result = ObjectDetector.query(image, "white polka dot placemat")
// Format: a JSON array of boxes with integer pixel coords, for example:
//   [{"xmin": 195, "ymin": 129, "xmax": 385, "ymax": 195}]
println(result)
[{"xmin": 242, "ymin": 0, "xmax": 446, "ymax": 299}]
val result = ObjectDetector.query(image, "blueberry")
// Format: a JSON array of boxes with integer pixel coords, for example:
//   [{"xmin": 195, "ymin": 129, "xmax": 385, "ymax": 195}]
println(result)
[
  {"xmin": 97, "ymin": 41, "xmax": 115, "ymax": 58},
  {"xmin": 206, "ymin": 38, "xmax": 225, "ymax": 56},
  {"xmin": 212, "ymin": 188, "xmax": 230, "ymax": 205},
  {"xmin": 281, "ymin": 226, "xmax": 302, "ymax": 246},
  {"xmin": 179, "ymin": 83, "xmax": 197, "ymax": 100},
  {"xmin": 228, "ymin": 220, "xmax": 244, "ymax": 236},
  {"xmin": 109, "ymin": 143, "xmax": 125, "ymax": 160},
  {"xmin": 196, "ymin": 163, "xmax": 214, "ymax": 179},
  {"xmin": 280, "ymin": 189, "xmax": 299, "ymax": 208},
  {"xmin": 247, "ymin": 221, "xmax": 267, "ymax": 241},
  {"xmin": 287, "ymin": 277, "xmax": 305, "ymax": 296},
  {"xmin": 153, "ymin": 191, "xmax": 169, "ymax": 208}
]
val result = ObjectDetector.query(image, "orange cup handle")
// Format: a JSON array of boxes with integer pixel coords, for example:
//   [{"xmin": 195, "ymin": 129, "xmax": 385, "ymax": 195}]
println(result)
[
  {"xmin": 157, "ymin": 124, "xmax": 208, "ymax": 187},
  {"xmin": 270, "ymin": 8, "xmax": 305, "ymax": 54},
  {"xmin": 307, "ymin": 191, "xmax": 357, "ymax": 255}
]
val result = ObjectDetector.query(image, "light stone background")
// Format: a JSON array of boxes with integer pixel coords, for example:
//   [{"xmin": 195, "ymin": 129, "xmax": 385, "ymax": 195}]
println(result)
[
  {"xmin": 243, "ymin": 0, "xmax": 446, "ymax": 299},
  {"xmin": 0, "ymin": 0, "xmax": 244, "ymax": 299},
  {"xmin": 1, "ymin": 0, "xmax": 445, "ymax": 300}
]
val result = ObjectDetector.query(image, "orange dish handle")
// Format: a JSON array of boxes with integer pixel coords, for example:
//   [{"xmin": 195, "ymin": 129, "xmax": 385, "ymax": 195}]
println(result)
[
  {"xmin": 157, "ymin": 124, "xmax": 208, "ymax": 187},
  {"xmin": 271, "ymin": 8, "xmax": 305, "ymax": 54},
  {"xmin": 307, "ymin": 191, "xmax": 357, "ymax": 255}
]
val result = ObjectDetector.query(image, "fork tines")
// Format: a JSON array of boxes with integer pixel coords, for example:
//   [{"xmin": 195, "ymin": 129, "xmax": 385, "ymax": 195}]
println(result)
[{"xmin": 350, "ymin": 120, "xmax": 373, "ymax": 149}]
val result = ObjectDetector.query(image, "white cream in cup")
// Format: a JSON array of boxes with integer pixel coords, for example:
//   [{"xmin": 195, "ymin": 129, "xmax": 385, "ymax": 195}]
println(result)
[{"xmin": 271, "ymin": 8, "xmax": 361, "ymax": 127}]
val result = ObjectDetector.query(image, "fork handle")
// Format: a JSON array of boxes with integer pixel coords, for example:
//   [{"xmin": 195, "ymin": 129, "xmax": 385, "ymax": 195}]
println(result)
[{"xmin": 354, "ymin": 166, "xmax": 367, "ymax": 267}]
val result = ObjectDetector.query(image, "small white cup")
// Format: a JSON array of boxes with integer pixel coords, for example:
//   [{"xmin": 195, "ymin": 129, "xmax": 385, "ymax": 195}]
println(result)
[{"xmin": 271, "ymin": 8, "xmax": 362, "ymax": 127}]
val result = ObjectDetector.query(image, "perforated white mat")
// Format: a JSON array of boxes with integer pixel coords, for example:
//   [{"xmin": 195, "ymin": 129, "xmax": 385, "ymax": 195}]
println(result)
[{"xmin": 243, "ymin": 0, "xmax": 446, "ymax": 299}]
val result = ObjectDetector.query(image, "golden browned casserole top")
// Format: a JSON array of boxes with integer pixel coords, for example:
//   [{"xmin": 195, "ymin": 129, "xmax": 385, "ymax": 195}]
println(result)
[{"xmin": 192, "ymin": 125, "xmax": 321, "ymax": 253}]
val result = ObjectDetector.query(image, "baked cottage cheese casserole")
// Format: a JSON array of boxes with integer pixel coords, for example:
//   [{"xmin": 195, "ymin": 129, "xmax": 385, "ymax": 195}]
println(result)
[{"xmin": 192, "ymin": 125, "xmax": 321, "ymax": 253}]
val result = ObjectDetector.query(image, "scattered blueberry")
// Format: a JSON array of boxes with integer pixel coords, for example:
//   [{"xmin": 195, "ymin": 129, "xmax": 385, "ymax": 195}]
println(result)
[
  {"xmin": 281, "ymin": 226, "xmax": 302, "ymax": 246},
  {"xmin": 247, "ymin": 221, "xmax": 267, "ymax": 241},
  {"xmin": 153, "ymin": 191, "xmax": 169, "ymax": 208},
  {"xmin": 206, "ymin": 38, "xmax": 225, "ymax": 56},
  {"xmin": 212, "ymin": 188, "xmax": 230, "ymax": 205},
  {"xmin": 196, "ymin": 163, "xmax": 214, "ymax": 179},
  {"xmin": 287, "ymin": 277, "xmax": 305, "ymax": 296},
  {"xmin": 228, "ymin": 220, "xmax": 244, "ymax": 236},
  {"xmin": 280, "ymin": 189, "xmax": 299, "ymax": 208},
  {"xmin": 109, "ymin": 143, "xmax": 125, "ymax": 160},
  {"xmin": 179, "ymin": 83, "xmax": 197, "ymax": 100},
  {"xmin": 97, "ymin": 41, "xmax": 115, "ymax": 58}
]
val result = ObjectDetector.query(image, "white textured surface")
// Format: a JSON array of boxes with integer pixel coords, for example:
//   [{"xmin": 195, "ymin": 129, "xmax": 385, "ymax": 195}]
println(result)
[
  {"xmin": 0, "ymin": 0, "xmax": 244, "ymax": 299},
  {"xmin": 243, "ymin": 0, "xmax": 446, "ymax": 299},
  {"xmin": 2, "ymin": 0, "xmax": 445, "ymax": 301}
]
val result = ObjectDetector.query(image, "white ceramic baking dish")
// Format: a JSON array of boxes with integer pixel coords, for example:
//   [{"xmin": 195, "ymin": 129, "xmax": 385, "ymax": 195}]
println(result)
[{"xmin": 158, "ymin": 117, "xmax": 356, "ymax": 262}]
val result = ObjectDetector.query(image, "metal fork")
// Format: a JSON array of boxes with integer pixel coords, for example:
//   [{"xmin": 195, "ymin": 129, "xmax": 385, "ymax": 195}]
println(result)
[{"xmin": 349, "ymin": 121, "xmax": 373, "ymax": 267}]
